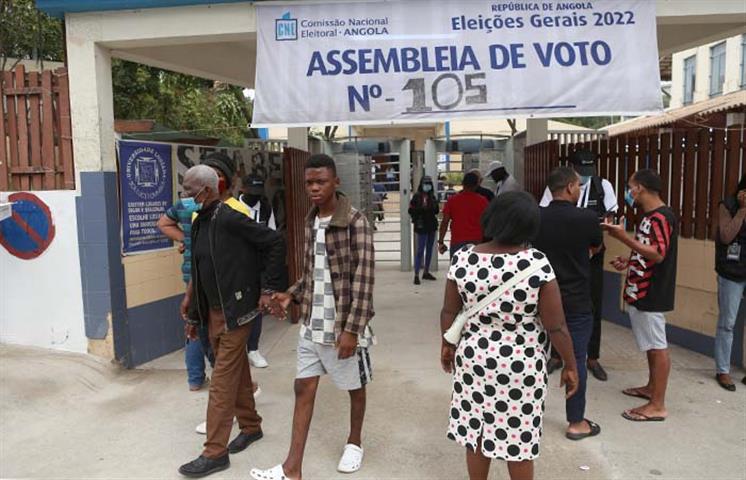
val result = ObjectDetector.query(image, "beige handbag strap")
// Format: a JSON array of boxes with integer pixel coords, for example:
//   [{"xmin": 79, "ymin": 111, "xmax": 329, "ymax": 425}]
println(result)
[{"xmin": 460, "ymin": 257, "xmax": 549, "ymax": 320}]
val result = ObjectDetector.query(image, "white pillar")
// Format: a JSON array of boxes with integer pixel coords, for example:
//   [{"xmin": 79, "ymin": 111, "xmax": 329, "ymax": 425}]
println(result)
[
  {"xmin": 66, "ymin": 40, "xmax": 115, "ymax": 174},
  {"xmin": 526, "ymin": 118, "xmax": 549, "ymax": 146},
  {"xmin": 399, "ymin": 140, "xmax": 412, "ymax": 272},
  {"xmin": 288, "ymin": 127, "xmax": 309, "ymax": 151}
]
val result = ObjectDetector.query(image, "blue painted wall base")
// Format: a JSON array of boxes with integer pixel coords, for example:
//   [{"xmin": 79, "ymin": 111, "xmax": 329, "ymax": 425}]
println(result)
[
  {"xmin": 77, "ymin": 172, "xmax": 188, "ymax": 368},
  {"xmin": 127, "ymin": 295, "xmax": 185, "ymax": 367}
]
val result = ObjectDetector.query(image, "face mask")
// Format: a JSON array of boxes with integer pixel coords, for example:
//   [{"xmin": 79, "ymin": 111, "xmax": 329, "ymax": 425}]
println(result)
[
  {"xmin": 580, "ymin": 176, "xmax": 591, "ymax": 185},
  {"xmin": 624, "ymin": 188, "xmax": 636, "ymax": 208},
  {"xmin": 244, "ymin": 194, "xmax": 262, "ymax": 205},
  {"xmin": 181, "ymin": 188, "xmax": 205, "ymax": 211},
  {"xmin": 181, "ymin": 197, "xmax": 201, "ymax": 212},
  {"xmin": 422, "ymin": 184, "xmax": 433, "ymax": 193}
]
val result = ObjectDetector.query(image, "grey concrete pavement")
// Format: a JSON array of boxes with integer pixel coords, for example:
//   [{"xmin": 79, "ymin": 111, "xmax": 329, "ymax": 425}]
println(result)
[{"xmin": 1, "ymin": 264, "xmax": 745, "ymax": 480}]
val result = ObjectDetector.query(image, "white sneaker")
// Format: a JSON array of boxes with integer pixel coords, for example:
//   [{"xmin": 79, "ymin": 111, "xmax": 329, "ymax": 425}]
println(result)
[
  {"xmin": 195, "ymin": 418, "xmax": 237, "ymax": 435},
  {"xmin": 249, "ymin": 350, "xmax": 269, "ymax": 368}
]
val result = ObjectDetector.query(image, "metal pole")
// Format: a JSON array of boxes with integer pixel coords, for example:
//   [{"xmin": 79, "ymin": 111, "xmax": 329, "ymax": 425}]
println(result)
[
  {"xmin": 424, "ymin": 139, "xmax": 438, "ymax": 272},
  {"xmin": 399, "ymin": 140, "xmax": 412, "ymax": 272}
]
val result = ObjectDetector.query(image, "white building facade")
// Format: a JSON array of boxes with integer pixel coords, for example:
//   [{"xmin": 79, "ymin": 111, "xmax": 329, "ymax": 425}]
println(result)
[{"xmin": 670, "ymin": 34, "xmax": 746, "ymax": 108}]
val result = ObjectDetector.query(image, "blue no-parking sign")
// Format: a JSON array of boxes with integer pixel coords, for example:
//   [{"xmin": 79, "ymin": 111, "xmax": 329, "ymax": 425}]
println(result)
[{"xmin": 0, "ymin": 192, "xmax": 56, "ymax": 260}]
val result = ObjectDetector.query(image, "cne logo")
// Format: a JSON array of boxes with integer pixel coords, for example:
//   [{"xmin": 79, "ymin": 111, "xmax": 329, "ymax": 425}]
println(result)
[{"xmin": 275, "ymin": 12, "xmax": 297, "ymax": 41}]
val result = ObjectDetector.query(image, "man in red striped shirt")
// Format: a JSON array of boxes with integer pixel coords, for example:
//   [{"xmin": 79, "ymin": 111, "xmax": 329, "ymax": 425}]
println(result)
[{"xmin": 603, "ymin": 169, "xmax": 678, "ymax": 423}]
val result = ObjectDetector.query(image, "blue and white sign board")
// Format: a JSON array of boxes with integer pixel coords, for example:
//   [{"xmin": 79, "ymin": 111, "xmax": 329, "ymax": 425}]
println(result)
[
  {"xmin": 253, "ymin": 0, "xmax": 661, "ymax": 126},
  {"xmin": 118, "ymin": 140, "xmax": 173, "ymax": 255}
]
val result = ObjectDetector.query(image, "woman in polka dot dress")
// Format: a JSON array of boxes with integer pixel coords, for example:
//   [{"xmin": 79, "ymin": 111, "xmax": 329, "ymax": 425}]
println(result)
[{"xmin": 440, "ymin": 192, "xmax": 579, "ymax": 480}]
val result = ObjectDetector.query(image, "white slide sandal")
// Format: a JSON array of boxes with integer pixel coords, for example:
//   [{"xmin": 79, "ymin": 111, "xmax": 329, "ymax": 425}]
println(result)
[
  {"xmin": 250, "ymin": 464, "xmax": 289, "ymax": 480},
  {"xmin": 337, "ymin": 444, "xmax": 364, "ymax": 473}
]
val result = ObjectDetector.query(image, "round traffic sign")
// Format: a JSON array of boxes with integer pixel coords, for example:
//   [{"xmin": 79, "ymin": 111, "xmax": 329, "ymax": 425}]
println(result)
[{"xmin": 0, "ymin": 192, "xmax": 56, "ymax": 259}]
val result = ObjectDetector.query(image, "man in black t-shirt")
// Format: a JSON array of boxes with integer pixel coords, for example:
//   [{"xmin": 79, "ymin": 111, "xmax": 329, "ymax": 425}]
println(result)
[
  {"xmin": 604, "ymin": 169, "xmax": 678, "ymax": 423},
  {"xmin": 535, "ymin": 167, "xmax": 603, "ymax": 441},
  {"xmin": 541, "ymin": 150, "xmax": 618, "ymax": 381}
]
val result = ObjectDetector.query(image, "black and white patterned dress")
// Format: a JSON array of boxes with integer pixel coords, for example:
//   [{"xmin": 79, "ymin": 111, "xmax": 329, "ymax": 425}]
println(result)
[{"xmin": 447, "ymin": 246, "xmax": 555, "ymax": 461}]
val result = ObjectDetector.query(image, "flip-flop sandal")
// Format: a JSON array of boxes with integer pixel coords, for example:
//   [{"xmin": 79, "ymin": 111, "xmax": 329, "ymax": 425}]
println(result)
[
  {"xmin": 622, "ymin": 388, "xmax": 651, "ymax": 400},
  {"xmin": 622, "ymin": 410, "xmax": 666, "ymax": 422},
  {"xmin": 337, "ymin": 443, "xmax": 364, "ymax": 473},
  {"xmin": 250, "ymin": 465, "xmax": 289, "ymax": 480},
  {"xmin": 566, "ymin": 419, "xmax": 602, "ymax": 441}
]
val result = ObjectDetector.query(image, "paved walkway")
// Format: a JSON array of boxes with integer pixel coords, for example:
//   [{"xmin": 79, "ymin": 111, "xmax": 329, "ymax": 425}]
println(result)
[{"xmin": 1, "ymin": 265, "xmax": 745, "ymax": 479}]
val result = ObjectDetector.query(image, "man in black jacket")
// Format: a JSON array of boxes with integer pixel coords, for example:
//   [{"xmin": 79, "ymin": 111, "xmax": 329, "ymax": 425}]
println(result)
[{"xmin": 178, "ymin": 165, "xmax": 285, "ymax": 478}]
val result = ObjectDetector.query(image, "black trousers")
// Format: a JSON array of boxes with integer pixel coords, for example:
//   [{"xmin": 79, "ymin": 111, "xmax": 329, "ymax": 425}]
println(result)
[
  {"xmin": 587, "ymin": 252, "xmax": 604, "ymax": 360},
  {"xmin": 550, "ymin": 251, "xmax": 605, "ymax": 361}
]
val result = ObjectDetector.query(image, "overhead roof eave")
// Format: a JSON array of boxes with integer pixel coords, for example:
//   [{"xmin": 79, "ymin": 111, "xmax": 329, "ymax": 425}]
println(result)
[{"xmin": 607, "ymin": 90, "xmax": 746, "ymax": 136}]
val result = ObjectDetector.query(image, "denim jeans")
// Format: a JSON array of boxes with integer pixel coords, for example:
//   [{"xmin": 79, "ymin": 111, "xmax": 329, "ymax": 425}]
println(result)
[
  {"xmin": 200, "ymin": 322, "xmax": 215, "ymax": 368},
  {"xmin": 414, "ymin": 231, "xmax": 435, "ymax": 275},
  {"xmin": 185, "ymin": 320, "xmax": 215, "ymax": 387},
  {"xmin": 185, "ymin": 338, "xmax": 207, "ymax": 387},
  {"xmin": 715, "ymin": 275, "xmax": 746, "ymax": 374},
  {"xmin": 565, "ymin": 313, "xmax": 593, "ymax": 423},
  {"xmin": 247, "ymin": 314, "xmax": 263, "ymax": 352}
]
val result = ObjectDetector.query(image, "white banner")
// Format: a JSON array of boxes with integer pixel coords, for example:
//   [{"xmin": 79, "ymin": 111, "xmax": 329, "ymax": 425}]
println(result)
[{"xmin": 253, "ymin": 0, "xmax": 661, "ymax": 126}]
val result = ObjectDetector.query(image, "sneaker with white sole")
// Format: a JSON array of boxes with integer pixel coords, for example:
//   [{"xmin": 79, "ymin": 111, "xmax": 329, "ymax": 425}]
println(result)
[
  {"xmin": 195, "ymin": 416, "xmax": 242, "ymax": 435},
  {"xmin": 337, "ymin": 443, "xmax": 364, "ymax": 473},
  {"xmin": 195, "ymin": 388, "xmax": 261, "ymax": 435},
  {"xmin": 249, "ymin": 350, "xmax": 269, "ymax": 368}
]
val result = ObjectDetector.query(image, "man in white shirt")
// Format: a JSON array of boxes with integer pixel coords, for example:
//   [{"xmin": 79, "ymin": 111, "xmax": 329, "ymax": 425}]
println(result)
[
  {"xmin": 485, "ymin": 160, "xmax": 522, "ymax": 197},
  {"xmin": 240, "ymin": 175, "xmax": 277, "ymax": 231},
  {"xmin": 540, "ymin": 150, "xmax": 618, "ymax": 382},
  {"xmin": 240, "ymin": 175, "xmax": 277, "ymax": 369}
]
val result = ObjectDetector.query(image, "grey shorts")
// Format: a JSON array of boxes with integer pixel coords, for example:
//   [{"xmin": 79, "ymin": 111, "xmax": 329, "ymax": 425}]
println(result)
[
  {"xmin": 628, "ymin": 305, "xmax": 668, "ymax": 351},
  {"xmin": 296, "ymin": 336, "xmax": 372, "ymax": 391}
]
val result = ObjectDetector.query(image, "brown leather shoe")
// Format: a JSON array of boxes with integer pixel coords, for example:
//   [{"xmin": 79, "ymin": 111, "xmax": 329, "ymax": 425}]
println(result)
[
  {"xmin": 716, "ymin": 374, "xmax": 736, "ymax": 392},
  {"xmin": 588, "ymin": 361, "xmax": 608, "ymax": 382}
]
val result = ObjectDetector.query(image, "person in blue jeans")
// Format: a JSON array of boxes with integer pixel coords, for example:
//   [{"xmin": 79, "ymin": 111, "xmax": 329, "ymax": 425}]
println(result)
[
  {"xmin": 714, "ymin": 175, "xmax": 746, "ymax": 391},
  {"xmin": 158, "ymin": 198, "xmax": 214, "ymax": 390},
  {"xmin": 409, "ymin": 175, "xmax": 439, "ymax": 285},
  {"xmin": 534, "ymin": 167, "xmax": 604, "ymax": 440}
]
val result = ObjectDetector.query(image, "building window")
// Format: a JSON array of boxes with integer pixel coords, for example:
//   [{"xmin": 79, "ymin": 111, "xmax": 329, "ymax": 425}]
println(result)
[
  {"xmin": 709, "ymin": 42, "xmax": 726, "ymax": 97},
  {"xmin": 683, "ymin": 55, "xmax": 696, "ymax": 105},
  {"xmin": 741, "ymin": 35, "xmax": 746, "ymax": 87}
]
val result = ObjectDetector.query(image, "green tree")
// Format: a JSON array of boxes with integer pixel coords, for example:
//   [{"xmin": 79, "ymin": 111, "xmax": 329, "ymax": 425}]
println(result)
[
  {"xmin": 2, "ymin": 1, "xmax": 253, "ymax": 146},
  {"xmin": 111, "ymin": 60, "xmax": 254, "ymax": 145},
  {"xmin": 0, "ymin": 0, "xmax": 65, "ymax": 70}
]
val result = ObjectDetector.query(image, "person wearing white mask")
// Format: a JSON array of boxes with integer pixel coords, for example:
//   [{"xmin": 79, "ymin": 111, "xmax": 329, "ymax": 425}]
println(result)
[{"xmin": 540, "ymin": 150, "xmax": 618, "ymax": 382}]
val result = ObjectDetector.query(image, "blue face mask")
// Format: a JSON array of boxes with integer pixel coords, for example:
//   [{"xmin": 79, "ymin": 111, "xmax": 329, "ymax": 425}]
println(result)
[
  {"xmin": 181, "ymin": 188, "xmax": 204, "ymax": 212},
  {"xmin": 422, "ymin": 184, "xmax": 433, "ymax": 193},
  {"xmin": 181, "ymin": 197, "xmax": 201, "ymax": 212},
  {"xmin": 624, "ymin": 188, "xmax": 636, "ymax": 208}
]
